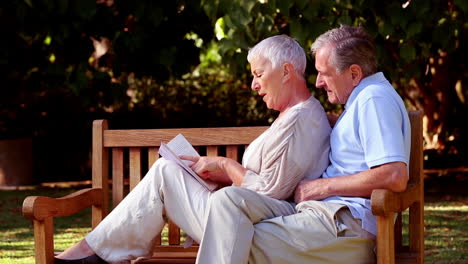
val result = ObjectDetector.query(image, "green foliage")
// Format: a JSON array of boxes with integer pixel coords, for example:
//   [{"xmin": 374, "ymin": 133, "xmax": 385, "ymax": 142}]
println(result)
[
  {"xmin": 0, "ymin": 0, "xmax": 466, "ymax": 182},
  {"xmin": 201, "ymin": 0, "xmax": 467, "ymax": 156}
]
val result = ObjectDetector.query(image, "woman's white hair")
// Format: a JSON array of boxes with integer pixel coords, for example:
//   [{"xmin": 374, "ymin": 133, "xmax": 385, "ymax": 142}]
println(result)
[{"xmin": 247, "ymin": 35, "xmax": 307, "ymax": 75}]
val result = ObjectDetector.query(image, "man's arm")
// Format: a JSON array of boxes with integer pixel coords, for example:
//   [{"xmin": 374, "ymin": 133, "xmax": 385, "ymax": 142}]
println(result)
[{"xmin": 294, "ymin": 161, "xmax": 408, "ymax": 203}]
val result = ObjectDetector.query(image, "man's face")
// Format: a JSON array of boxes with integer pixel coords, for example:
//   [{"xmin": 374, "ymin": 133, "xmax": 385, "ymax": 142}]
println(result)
[
  {"xmin": 250, "ymin": 57, "xmax": 287, "ymax": 111},
  {"xmin": 314, "ymin": 45, "xmax": 355, "ymax": 104}
]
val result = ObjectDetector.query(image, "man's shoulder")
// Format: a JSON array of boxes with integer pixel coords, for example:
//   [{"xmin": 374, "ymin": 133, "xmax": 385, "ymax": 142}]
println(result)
[
  {"xmin": 357, "ymin": 82, "xmax": 391, "ymax": 98},
  {"xmin": 354, "ymin": 82, "xmax": 403, "ymax": 109}
]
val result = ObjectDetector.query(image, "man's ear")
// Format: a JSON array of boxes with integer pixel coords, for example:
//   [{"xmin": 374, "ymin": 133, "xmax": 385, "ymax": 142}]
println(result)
[
  {"xmin": 349, "ymin": 64, "xmax": 363, "ymax": 86},
  {"xmin": 282, "ymin": 63, "xmax": 295, "ymax": 83}
]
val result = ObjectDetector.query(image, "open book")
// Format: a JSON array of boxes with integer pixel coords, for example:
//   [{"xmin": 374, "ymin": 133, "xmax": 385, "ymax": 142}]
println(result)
[{"xmin": 158, "ymin": 134, "xmax": 218, "ymax": 191}]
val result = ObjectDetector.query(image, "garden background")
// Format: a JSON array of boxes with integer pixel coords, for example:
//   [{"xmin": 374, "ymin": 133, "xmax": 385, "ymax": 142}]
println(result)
[{"xmin": 0, "ymin": 0, "xmax": 467, "ymax": 263}]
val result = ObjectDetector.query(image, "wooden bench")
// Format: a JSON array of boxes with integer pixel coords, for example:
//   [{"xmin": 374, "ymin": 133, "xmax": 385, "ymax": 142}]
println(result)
[{"xmin": 22, "ymin": 110, "xmax": 424, "ymax": 264}]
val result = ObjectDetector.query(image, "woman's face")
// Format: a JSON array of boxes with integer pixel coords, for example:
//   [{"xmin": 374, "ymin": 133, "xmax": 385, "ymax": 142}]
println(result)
[{"xmin": 250, "ymin": 57, "xmax": 287, "ymax": 111}]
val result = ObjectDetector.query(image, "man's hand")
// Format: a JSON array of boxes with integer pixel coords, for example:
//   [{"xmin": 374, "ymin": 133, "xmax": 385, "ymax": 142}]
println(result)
[{"xmin": 294, "ymin": 178, "xmax": 330, "ymax": 203}]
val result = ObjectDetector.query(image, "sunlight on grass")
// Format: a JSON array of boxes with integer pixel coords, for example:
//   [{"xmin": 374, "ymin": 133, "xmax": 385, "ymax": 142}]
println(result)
[
  {"xmin": 54, "ymin": 227, "xmax": 93, "ymax": 252},
  {"xmin": 425, "ymin": 204, "xmax": 468, "ymax": 211}
]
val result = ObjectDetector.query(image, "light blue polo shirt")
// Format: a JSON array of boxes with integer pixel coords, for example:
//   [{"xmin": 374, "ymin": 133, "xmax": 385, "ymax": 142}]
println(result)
[{"xmin": 322, "ymin": 72, "xmax": 411, "ymax": 236}]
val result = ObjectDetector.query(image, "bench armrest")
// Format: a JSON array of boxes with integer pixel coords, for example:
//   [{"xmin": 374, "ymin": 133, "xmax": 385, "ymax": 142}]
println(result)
[
  {"xmin": 22, "ymin": 188, "xmax": 104, "ymax": 221},
  {"xmin": 371, "ymin": 183, "xmax": 419, "ymax": 216}
]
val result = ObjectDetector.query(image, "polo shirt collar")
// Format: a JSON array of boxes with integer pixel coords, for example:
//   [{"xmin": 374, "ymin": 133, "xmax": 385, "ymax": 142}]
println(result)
[{"xmin": 344, "ymin": 72, "xmax": 385, "ymax": 109}]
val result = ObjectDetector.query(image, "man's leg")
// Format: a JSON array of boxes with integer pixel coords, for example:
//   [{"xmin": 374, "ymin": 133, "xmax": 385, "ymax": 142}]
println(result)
[
  {"xmin": 249, "ymin": 202, "xmax": 376, "ymax": 264},
  {"xmin": 85, "ymin": 159, "xmax": 212, "ymax": 263},
  {"xmin": 196, "ymin": 186, "xmax": 296, "ymax": 264}
]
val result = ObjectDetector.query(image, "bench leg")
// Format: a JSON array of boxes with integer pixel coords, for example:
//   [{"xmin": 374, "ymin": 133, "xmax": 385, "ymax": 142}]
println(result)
[
  {"xmin": 376, "ymin": 213, "xmax": 395, "ymax": 264},
  {"xmin": 409, "ymin": 201, "xmax": 425, "ymax": 264},
  {"xmin": 33, "ymin": 217, "xmax": 54, "ymax": 264}
]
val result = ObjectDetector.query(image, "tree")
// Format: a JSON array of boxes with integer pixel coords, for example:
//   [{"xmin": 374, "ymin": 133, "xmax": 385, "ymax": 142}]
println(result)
[{"xmin": 202, "ymin": 0, "xmax": 467, "ymax": 164}]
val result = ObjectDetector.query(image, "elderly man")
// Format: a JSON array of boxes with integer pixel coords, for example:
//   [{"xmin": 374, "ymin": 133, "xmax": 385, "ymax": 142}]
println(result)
[{"xmin": 197, "ymin": 25, "xmax": 410, "ymax": 264}]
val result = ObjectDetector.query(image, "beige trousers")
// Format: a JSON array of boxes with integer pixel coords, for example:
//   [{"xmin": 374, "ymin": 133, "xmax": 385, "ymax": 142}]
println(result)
[
  {"xmin": 197, "ymin": 187, "xmax": 376, "ymax": 264},
  {"xmin": 86, "ymin": 159, "xmax": 375, "ymax": 264}
]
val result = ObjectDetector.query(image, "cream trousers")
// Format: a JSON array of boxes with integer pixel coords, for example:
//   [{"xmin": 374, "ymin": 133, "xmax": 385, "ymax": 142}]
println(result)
[
  {"xmin": 86, "ymin": 159, "xmax": 375, "ymax": 264},
  {"xmin": 86, "ymin": 159, "xmax": 212, "ymax": 263}
]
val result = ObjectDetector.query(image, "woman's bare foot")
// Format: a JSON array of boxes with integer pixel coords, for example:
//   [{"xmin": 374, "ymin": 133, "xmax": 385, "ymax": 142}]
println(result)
[{"xmin": 55, "ymin": 239, "xmax": 95, "ymax": 259}]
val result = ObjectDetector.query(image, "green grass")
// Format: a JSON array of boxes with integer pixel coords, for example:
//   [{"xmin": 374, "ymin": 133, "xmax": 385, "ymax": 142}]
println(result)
[
  {"xmin": 0, "ymin": 187, "xmax": 92, "ymax": 264},
  {"xmin": 422, "ymin": 195, "xmax": 468, "ymax": 263},
  {"xmin": 0, "ymin": 187, "xmax": 466, "ymax": 264}
]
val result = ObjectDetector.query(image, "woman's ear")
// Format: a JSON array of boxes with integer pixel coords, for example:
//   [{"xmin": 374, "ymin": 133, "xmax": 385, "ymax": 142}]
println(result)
[{"xmin": 349, "ymin": 64, "xmax": 363, "ymax": 86}]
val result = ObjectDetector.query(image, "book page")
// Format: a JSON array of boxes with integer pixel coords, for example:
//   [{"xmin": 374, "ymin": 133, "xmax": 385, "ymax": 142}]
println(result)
[
  {"xmin": 159, "ymin": 134, "xmax": 218, "ymax": 191},
  {"xmin": 167, "ymin": 134, "xmax": 200, "ymax": 166}
]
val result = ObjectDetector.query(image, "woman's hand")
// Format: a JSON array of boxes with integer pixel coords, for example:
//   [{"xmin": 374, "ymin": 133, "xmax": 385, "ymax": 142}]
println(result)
[{"xmin": 180, "ymin": 156, "xmax": 233, "ymax": 185}]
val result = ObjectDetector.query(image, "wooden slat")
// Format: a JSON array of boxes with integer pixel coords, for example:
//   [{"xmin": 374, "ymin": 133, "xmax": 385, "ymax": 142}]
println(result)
[
  {"xmin": 226, "ymin": 145, "xmax": 238, "ymax": 161},
  {"xmin": 148, "ymin": 147, "xmax": 159, "ymax": 167},
  {"xmin": 112, "ymin": 148, "xmax": 125, "ymax": 207},
  {"xmin": 148, "ymin": 147, "xmax": 162, "ymax": 245},
  {"xmin": 103, "ymin": 127, "xmax": 268, "ymax": 147},
  {"xmin": 206, "ymin": 146, "xmax": 218, "ymax": 156},
  {"xmin": 408, "ymin": 111, "xmax": 425, "ymax": 264},
  {"xmin": 129, "ymin": 148, "xmax": 142, "ymax": 191},
  {"xmin": 149, "ymin": 245, "xmax": 199, "ymax": 262},
  {"xmin": 408, "ymin": 111, "xmax": 423, "ymax": 184},
  {"xmin": 92, "ymin": 120, "xmax": 109, "ymax": 226},
  {"xmin": 168, "ymin": 220, "xmax": 180, "ymax": 245},
  {"xmin": 151, "ymin": 246, "xmax": 199, "ymax": 253}
]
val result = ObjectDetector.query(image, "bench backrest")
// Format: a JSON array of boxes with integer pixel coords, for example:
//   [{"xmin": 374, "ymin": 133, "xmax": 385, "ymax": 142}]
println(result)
[{"xmin": 91, "ymin": 123, "xmax": 268, "ymax": 247}]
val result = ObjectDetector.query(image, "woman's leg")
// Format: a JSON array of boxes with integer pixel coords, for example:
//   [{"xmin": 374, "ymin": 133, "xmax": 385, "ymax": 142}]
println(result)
[{"xmin": 59, "ymin": 159, "xmax": 212, "ymax": 263}]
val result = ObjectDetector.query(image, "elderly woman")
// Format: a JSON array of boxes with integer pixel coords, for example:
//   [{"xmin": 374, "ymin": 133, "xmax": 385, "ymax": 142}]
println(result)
[{"xmin": 55, "ymin": 35, "xmax": 331, "ymax": 264}]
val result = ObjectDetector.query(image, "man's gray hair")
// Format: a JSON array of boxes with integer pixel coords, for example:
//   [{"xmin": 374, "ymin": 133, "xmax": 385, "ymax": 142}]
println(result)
[
  {"xmin": 311, "ymin": 25, "xmax": 378, "ymax": 77},
  {"xmin": 247, "ymin": 35, "xmax": 307, "ymax": 75}
]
